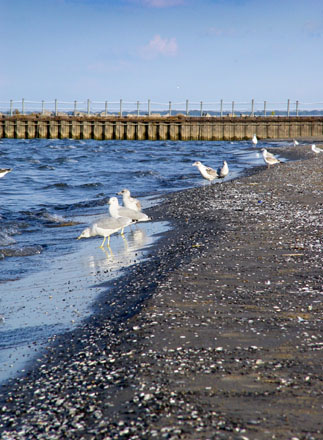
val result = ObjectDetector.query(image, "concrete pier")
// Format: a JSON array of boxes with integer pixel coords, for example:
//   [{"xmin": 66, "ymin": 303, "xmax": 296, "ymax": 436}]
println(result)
[{"xmin": 1, "ymin": 115, "xmax": 323, "ymax": 141}]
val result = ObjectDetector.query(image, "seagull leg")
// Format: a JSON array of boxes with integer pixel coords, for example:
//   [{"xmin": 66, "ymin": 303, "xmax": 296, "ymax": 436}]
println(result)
[{"xmin": 100, "ymin": 236, "xmax": 106, "ymax": 248}]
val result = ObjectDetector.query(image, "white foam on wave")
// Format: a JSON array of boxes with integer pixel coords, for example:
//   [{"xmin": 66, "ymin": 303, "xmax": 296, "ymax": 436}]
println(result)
[
  {"xmin": 42, "ymin": 212, "xmax": 67, "ymax": 223},
  {"xmin": 0, "ymin": 228, "xmax": 18, "ymax": 246}
]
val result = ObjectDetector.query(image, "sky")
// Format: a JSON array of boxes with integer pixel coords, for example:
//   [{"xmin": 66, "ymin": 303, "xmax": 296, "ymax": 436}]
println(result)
[{"xmin": 1, "ymin": 0, "xmax": 323, "ymax": 109}]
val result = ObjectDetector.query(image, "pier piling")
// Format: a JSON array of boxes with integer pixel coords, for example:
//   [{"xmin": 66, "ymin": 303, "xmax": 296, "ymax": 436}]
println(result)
[{"xmin": 0, "ymin": 115, "xmax": 322, "ymax": 141}]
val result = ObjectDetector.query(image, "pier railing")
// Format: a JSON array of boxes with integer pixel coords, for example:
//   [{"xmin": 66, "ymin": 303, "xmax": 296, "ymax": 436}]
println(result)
[{"xmin": 1, "ymin": 99, "xmax": 323, "ymax": 117}]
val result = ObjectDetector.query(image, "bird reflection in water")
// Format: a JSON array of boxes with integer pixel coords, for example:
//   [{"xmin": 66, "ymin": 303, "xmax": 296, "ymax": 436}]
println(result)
[{"xmin": 84, "ymin": 226, "xmax": 148, "ymax": 276}]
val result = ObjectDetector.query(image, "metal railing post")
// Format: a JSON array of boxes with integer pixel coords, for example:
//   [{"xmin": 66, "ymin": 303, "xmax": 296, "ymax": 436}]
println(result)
[
  {"xmin": 287, "ymin": 99, "xmax": 290, "ymax": 117},
  {"xmin": 8, "ymin": 98, "xmax": 317, "ymax": 120}
]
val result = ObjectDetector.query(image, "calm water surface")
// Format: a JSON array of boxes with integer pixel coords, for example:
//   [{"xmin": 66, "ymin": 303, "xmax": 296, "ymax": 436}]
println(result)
[{"xmin": 0, "ymin": 138, "xmax": 287, "ymax": 383}]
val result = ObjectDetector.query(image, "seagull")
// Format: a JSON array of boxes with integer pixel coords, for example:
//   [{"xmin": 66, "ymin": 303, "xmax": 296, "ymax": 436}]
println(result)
[
  {"xmin": 293, "ymin": 139, "xmax": 299, "ymax": 147},
  {"xmin": 0, "ymin": 168, "xmax": 12, "ymax": 178},
  {"xmin": 77, "ymin": 215, "xmax": 132, "ymax": 248},
  {"xmin": 192, "ymin": 161, "xmax": 219, "ymax": 182},
  {"xmin": 108, "ymin": 197, "xmax": 151, "ymax": 222},
  {"xmin": 217, "ymin": 160, "xmax": 229, "ymax": 180},
  {"xmin": 261, "ymin": 148, "xmax": 281, "ymax": 168},
  {"xmin": 117, "ymin": 188, "xmax": 142, "ymax": 212},
  {"xmin": 252, "ymin": 134, "xmax": 258, "ymax": 146},
  {"xmin": 311, "ymin": 144, "xmax": 322, "ymax": 154}
]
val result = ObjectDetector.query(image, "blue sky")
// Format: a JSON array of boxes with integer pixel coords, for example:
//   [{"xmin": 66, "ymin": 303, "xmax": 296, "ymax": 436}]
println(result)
[{"xmin": 1, "ymin": 0, "xmax": 323, "ymax": 107}]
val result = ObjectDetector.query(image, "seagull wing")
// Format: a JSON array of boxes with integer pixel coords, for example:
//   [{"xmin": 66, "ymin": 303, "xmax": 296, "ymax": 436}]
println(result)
[
  {"xmin": 96, "ymin": 217, "xmax": 131, "ymax": 230},
  {"xmin": 264, "ymin": 150, "xmax": 276, "ymax": 159},
  {"xmin": 128, "ymin": 196, "xmax": 142, "ymax": 211},
  {"xmin": 205, "ymin": 167, "xmax": 219, "ymax": 178},
  {"xmin": 118, "ymin": 206, "xmax": 150, "ymax": 221},
  {"xmin": 266, "ymin": 156, "xmax": 280, "ymax": 164}
]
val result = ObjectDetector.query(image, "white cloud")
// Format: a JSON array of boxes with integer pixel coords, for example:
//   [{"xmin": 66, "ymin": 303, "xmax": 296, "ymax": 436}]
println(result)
[{"xmin": 140, "ymin": 34, "xmax": 178, "ymax": 59}]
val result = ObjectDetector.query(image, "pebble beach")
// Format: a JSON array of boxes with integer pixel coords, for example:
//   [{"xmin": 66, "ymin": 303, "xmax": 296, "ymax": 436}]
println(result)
[{"xmin": 0, "ymin": 144, "xmax": 322, "ymax": 439}]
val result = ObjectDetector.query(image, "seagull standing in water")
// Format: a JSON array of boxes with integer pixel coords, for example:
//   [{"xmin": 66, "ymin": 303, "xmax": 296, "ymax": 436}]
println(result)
[
  {"xmin": 0, "ymin": 168, "xmax": 12, "ymax": 178},
  {"xmin": 192, "ymin": 161, "xmax": 219, "ymax": 183},
  {"xmin": 293, "ymin": 139, "xmax": 299, "ymax": 147},
  {"xmin": 77, "ymin": 215, "xmax": 132, "ymax": 248},
  {"xmin": 108, "ymin": 197, "xmax": 151, "ymax": 222},
  {"xmin": 311, "ymin": 144, "xmax": 322, "ymax": 153},
  {"xmin": 117, "ymin": 188, "xmax": 142, "ymax": 212},
  {"xmin": 261, "ymin": 148, "xmax": 281, "ymax": 168},
  {"xmin": 252, "ymin": 134, "xmax": 258, "ymax": 146}
]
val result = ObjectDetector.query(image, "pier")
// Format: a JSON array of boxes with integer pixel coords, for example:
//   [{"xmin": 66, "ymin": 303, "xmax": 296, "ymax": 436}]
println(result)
[{"xmin": 1, "ymin": 115, "xmax": 323, "ymax": 141}]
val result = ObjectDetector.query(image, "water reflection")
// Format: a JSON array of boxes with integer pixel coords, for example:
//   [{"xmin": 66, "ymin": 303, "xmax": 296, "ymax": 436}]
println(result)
[
  {"xmin": 0, "ymin": 221, "xmax": 168, "ymax": 384},
  {"xmin": 80, "ymin": 225, "xmax": 150, "ymax": 275}
]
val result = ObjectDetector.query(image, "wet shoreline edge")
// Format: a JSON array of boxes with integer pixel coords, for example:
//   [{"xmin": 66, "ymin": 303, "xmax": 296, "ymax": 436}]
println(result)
[{"xmin": 0, "ymin": 144, "xmax": 322, "ymax": 439}]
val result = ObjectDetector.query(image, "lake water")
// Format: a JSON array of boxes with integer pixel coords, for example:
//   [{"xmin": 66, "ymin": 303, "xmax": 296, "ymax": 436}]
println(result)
[{"xmin": 0, "ymin": 138, "xmax": 287, "ymax": 383}]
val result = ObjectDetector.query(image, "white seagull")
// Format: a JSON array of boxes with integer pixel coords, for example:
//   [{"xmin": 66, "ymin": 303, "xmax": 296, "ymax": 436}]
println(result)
[
  {"xmin": 117, "ymin": 188, "xmax": 142, "ymax": 212},
  {"xmin": 108, "ymin": 197, "xmax": 151, "ymax": 222},
  {"xmin": 293, "ymin": 139, "xmax": 299, "ymax": 147},
  {"xmin": 77, "ymin": 215, "xmax": 132, "ymax": 248},
  {"xmin": 192, "ymin": 161, "xmax": 219, "ymax": 182},
  {"xmin": 261, "ymin": 148, "xmax": 281, "ymax": 168},
  {"xmin": 252, "ymin": 134, "xmax": 258, "ymax": 146},
  {"xmin": 0, "ymin": 168, "xmax": 12, "ymax": 179},
  {"xmin": 311, "ymin": 144, "xmax": 322, "ymax": 154},
  {"xmin": 217, "ymin": 160, "xmax": 229, "ymax": 180}
]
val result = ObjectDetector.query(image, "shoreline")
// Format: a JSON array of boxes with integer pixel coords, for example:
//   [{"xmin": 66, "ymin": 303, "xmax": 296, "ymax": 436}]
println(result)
[{"xmin": 1, "ymin": 145, "xmax": 322, "ymax": 439}]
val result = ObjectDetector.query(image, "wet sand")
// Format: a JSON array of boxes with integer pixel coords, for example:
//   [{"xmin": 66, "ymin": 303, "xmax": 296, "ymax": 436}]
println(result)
[{"xmin": 0, "ymin": 144, "xmax": 322, "ymax": 439}]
